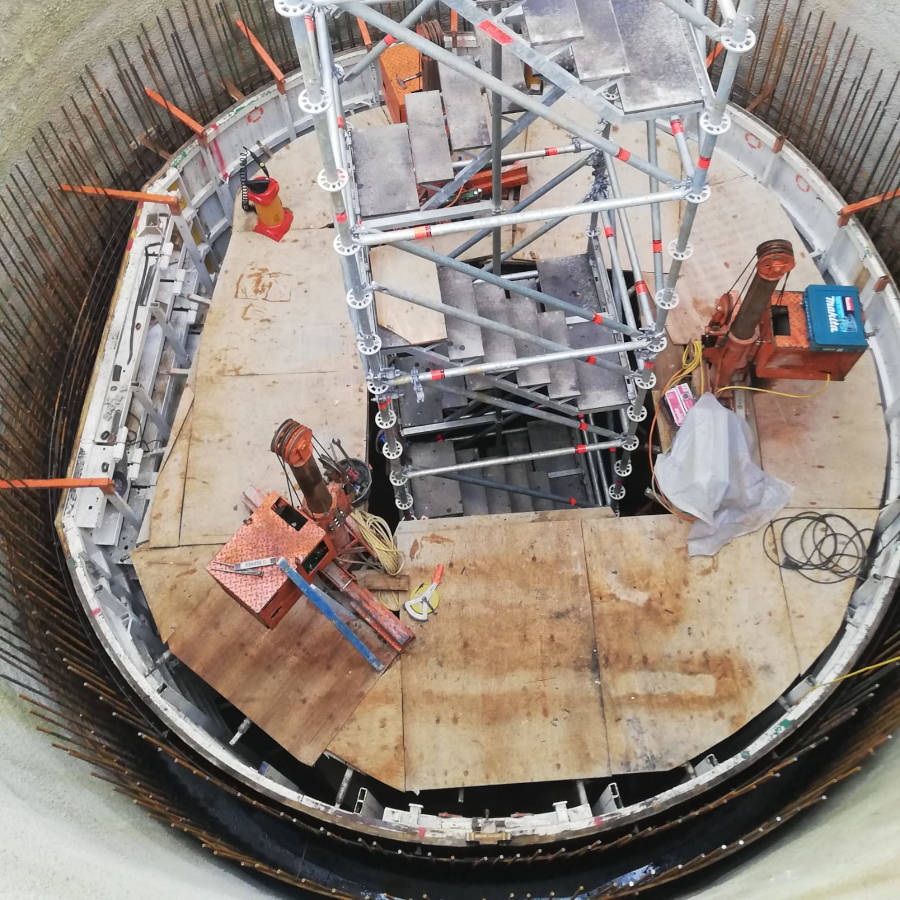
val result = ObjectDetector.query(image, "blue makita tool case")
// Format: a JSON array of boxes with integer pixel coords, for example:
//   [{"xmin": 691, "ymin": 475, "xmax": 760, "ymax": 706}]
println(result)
[{"xmin": 803, "ymin": 284, "xmax": 867, "ymax": 351}]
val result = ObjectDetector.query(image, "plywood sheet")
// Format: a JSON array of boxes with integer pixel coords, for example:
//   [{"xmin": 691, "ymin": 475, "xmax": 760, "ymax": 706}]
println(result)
[
  {"xmin": 328, "ymin": 663, "xmax": 405, "ymax": 791},
  {"xmin": 754, "ymin": 352, "xmax": 887, "ymax": 509},
  {"xmin": 770, "ymin": 508, "xmax": 876, "ymax": 673},
  {"xmin": 372, "ymin": 245, "xmax": 447, "ymax": 344},
  {"xmin": 198, "ymin": 228, "xmax": 357, "ymax": 379},
  {"xmin": 584, "ymin": 515, "xmax": 799, "ymax": 773},
  {"xmin": 133, "ymin": 543, "xmax": 392, "ymax": 765},
  {"xmin": 396, "ymin": 516, "xmax": 610, "ymax": 790},
  {"xmin": 667, "ymin": 174, "xmax": 822, "ymax": 345},
  {"xmin": 180, "ymin": 370, "xmax": 366, "ymax": 545}
]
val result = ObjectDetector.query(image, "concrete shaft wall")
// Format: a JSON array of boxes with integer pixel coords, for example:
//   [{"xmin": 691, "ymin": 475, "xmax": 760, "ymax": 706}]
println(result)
[{"xmin": 0, "ymin": 0, "xmax": 897, "ymax": 897}]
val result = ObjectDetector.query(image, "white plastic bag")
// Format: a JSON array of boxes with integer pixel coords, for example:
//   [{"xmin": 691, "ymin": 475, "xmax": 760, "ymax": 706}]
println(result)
[{"xmin": 654, "ymin": 392, "xmax": 792, "ymax": 556}]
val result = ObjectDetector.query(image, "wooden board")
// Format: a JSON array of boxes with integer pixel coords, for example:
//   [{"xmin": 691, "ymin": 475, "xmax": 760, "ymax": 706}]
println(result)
[
  {"xmin": 327, "ymin": 663, "xmax": 405, "ymax": 791},
  {"xmin": 197, "ymin": 227, "xmax": 357, "ymax": 379},
  {"xmin": 132, "ymin": 543, "xmax": 392, "ymax": 765},
  {"xmin": 396, "ymin": 516, "xmax": 610, "ymax": 790},
  {"xmin": 180, "ymin": 370, "xmax": 367, "ymax": 545},
  {"xmin": 584, "ymin": 514, "xmax": 799, "ymax": 773},
  {"xmin": 371, "ymin": 245, "xmax": 447, "ymax": 345},
  {"xmin": 666, "ymin": 173, "xmax": 822, "ymax": 345},
  {"xmin": 753, "ymin": 352, "xmax": 887, "ymax": 509},
  {"xmin": 770, "ymin": 508, "xmax": 876, "ymax": 673}
]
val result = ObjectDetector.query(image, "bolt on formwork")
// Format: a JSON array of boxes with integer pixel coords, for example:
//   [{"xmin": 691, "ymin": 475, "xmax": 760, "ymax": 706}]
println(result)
[{"xmin": 276, "ymin": 0, "xmax": 759, "ymax": 512}]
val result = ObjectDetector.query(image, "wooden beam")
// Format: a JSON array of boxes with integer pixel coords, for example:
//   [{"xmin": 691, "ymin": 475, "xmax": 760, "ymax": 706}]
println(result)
[{"xmin": 234, "ymin": 18, "xmax": 286, "ymax": 94}]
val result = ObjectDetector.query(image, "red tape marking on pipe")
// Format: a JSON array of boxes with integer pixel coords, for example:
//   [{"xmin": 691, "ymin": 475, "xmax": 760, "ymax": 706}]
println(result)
[
  {"xmin": 652, "ymin": 239, "xmax": 663, "ymax": 252},
  {"xmin": 544, "ymin": 146, "xmax": 558, "ymax": 156},
  {"xmin": 384, "ymin": 35, "xmax": 396, "ymax": 46},
  {"xmin": 335, "ymin": 211, "xmax": 348, "ymax": 223},
  {"xmin": 615, "ymin": 147, "xmax": 631, "ymax": 162},
  {"xmin": 585, "ymin": 355, "xmax": 597, "ymax": 364},
  {"xmin": 698, "ymin": 156, "xmax": 711, "ymax": 169},
  {"xmin": 413, "ymin": 225, "xmax": 432, "ymax": 239},
  {"xmin": 579, "ymin": 421, "xmax": 588, "ymax": 431},
  {"xmin": 603, "ymin": 226, "xmax": 614, "ymax": 238},
  {"xmin": 575, "ymin": 445, "xmax": 588, "ymax": 454},
  {"xmin": 592, "ymin": 313, "xmax": 604, "ymax": 324},
  {"xmin": 478, "ymin": 20, "xmax": 513, "ymax": 44},
  {"xmin": 304, "ymin": 15, "xmax": 314, "ymax": 31},
  {"xmin": 671, "ymin": 119, "xmax": 684, "ymax": 134},
  {"xmin": 635, "ymin": 280, "xmax": 648, "ymax": 293},
  {"xmin": 431, "ymin": 369, "xmax": 445, "ymax": 380}
]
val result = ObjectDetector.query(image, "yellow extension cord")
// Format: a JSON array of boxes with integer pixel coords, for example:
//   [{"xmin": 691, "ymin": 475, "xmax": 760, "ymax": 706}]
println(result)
[{"xmin": 350, "ymin": 508, "xmax": 405, "ymax": 611}]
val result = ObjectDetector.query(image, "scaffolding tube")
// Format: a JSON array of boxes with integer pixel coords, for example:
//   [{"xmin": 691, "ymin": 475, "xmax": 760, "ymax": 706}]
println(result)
[
  {"xmin": 405, "ymin": 439, "xmax": 624, "ymax": 478},
  {"xmin": 449, "ymin": 154, "xmax": 592, "ymax": 259},
  {"xmin": 426, "ymin": 380, "xmax": 621, "ymax": 439},
  {"xmin": 386, "ymin": 339, "xmax": 646, "ymax": 387},
  {"xmin": 357, "ymin": 188, "xmax": 688, "ymax": 245},
  {"xmin": 428, "ymin": 468, "xmax": 592, "ymax": 509}
]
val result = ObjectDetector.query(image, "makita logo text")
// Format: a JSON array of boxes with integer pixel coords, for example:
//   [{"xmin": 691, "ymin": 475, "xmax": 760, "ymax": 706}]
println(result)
[{"xmin": 826, "ymin": 296, "xmax": 840, "ymax": 332}]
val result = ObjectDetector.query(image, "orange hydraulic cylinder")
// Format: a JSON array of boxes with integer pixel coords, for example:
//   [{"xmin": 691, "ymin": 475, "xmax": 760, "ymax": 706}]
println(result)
[{"xmin": 247, "ymin": 178, "xmax": 293, "ymax": 241}]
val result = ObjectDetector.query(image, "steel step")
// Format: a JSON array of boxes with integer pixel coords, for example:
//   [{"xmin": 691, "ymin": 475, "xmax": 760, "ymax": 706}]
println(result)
[
  {"xmin": 408, "ymin": 442, "xmax": 463, "ymax": 518},
  {"xmin": 353, "ymin": 124, "xmax": 419, "ymax": 217},
  {"xmin": 523, "ymin": 0, "xmax": 584, "ymax": 45},
  {"xmin": 571, "ymin": 0, "xmax": 629, "ymax": 84},
  {"xmin": 527, "ymin": 470, "xmax": 555, "ymax": 511},
  {"xmin": 482, "ymin": 450, "xmax": 514, "ymax": 514},
  {"xmin": 438, "ymin": 64, "xmax": 490, "ymax": 151},
  {"xmin": 506, "ymin": 300, "xmax": 551, "ymax": 388},
  {"xmin": 568, "ymin": 322, "xmax": 631, "ymax": 412},
  {"xmin": 536, "ymin": 253, "xmax": 601, "ymax": 313},
  {"xmin": 404, "ymin": 90, "xmax": 454, "ymax": 183},
  {"xmin": 538, "ymin": 310, "xmax": 580, "ymax": 399},
  {"xmin": 436, "ymin": 267, "xmax": 484, "ymax": 361},
  {"xmin": 526, "ymin": 421, "xmax": 571, "ymax": 473},
  {"xmin": 455, "ymin": 449, "xmax": 490, "ymax": 516},
  {"xmin": 507, "ymin": 461, "xmax": 534, "ymax": 512},
  {"xmin": 612, "ymin": 0, "xmax": 705, "ymax": 117},
  {"xmin": 470, "ymin": 281, "xmax": 516, "ymax": 390}
]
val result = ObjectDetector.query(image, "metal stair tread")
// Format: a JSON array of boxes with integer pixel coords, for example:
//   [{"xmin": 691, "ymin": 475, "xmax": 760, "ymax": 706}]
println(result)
[
  {"xmin": 455, "ymin": 449, "xmax": 489, "ymax": 515},
  {"xmin": 408, "ymin": 442, "xmax": 463, "ymax": 517},
  {"xmin": 507, "ymin": 461, "xmax": 534, "ymax": 512},
  {"xmin": 506, "ymin": 301, "xmax": 550, "ymax": 387},
  {"xmin": 526, "ymin": 421, "xmax": 571, "ymax": 473},
  {"xmin": 473, "ymin": 282, "xmax": 516, "ymax": 369},
  {"xmin": 538, "ymin": 310, "xmax": 580, "ymax": 399},
  {"xmin": 571, "ymin": 0, "xmax": 629, "ymax": 83},
  {"xmin": 437, "ymin": 267, "xmax": 485, "ymax": 361},
  {"xmin": 522, "ymin": 0, "xmax": 585, "ymax": 46},
  {"xmin": 612, "ymin": 0, "xmax": 705, "ymax": 117},
  {"xmin": 527, "ymin": 470, "xmax": 555, "ymax": 510},
  {"xmin": 353, "ymin": 124, "xmax": 420, "ymax": 216},
  {"xmin": 537, "ymin": 253, "xmax": 601, "ymax": 312},
  {"xmin": 568, "ymin": 321, "xmax": 630, "ymax": 412}
]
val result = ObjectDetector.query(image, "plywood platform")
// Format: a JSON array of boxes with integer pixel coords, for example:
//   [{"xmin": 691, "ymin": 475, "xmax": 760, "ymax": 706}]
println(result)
[{"xmin": 134, "ymin": 104, "xmax": 884, "ymax": 795}]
